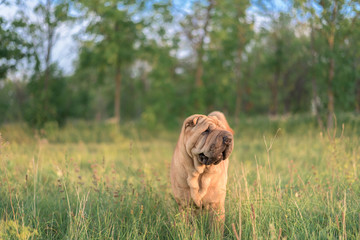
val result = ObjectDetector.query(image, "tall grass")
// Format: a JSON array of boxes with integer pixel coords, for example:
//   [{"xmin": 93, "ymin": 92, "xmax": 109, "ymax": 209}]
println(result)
[{"xmin": 0, "ymin": 114, "xmax": 359, "ymax": 239}]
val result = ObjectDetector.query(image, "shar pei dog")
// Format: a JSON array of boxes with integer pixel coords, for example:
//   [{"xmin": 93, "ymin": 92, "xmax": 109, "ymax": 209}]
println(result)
[{"xmin": 170, "ymin": 111, "xmax": 234, "ymax": 229}]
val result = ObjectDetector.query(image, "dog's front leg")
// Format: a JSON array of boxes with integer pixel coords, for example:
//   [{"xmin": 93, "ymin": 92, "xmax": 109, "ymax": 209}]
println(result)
[
  {"xmin": 187, "ymin": 172, "xmax": 202, "ymax": 207},
  {"xmin": 187, "ymin": 172, "xmax": 213, "ymax": 207},
  {"xmin": 209, "ymin": 202, "xmax": 225, "ymax": 233},
  {"xmin": 198, "ymin": 174, "xmax": 211, "ymax": 197}
]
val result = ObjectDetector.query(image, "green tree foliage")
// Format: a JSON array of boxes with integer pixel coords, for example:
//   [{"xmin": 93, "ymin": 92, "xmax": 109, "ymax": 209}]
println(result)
[
  {"xmin": 296, "ymin": 0, "xmax": 360, "ymax": 128},
  {"xmin": 261, "ymin": 13, "xmax": 311, "ymax": 115},
  {"xmin": 76, "ymin": 0, "xmax": 145, "ymax": 123},
  {"xmin": 0, "ymin": 16, "xmax": 32, "ymax": 79},
  {"xmin": 0, "ymin": 0, "xmax": 359, "ymax": 129},
  {"xmin": 12, "ymin": 0, "xmax": 74, "ymax": 127},
  {"xmin": 25, "ymin": 64, "xmax": 73, "ymax": 127},
  {"xmin": 208, "ymin": 0, "xmax": 253, "ymax": 119}
]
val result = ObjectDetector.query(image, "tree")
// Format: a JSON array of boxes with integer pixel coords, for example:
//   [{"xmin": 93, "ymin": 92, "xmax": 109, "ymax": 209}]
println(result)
[
  {"xmin": 9, "ymin": 0, "xmax": 74, "ymax": 127},
  {"xmin": 262, "ymin": 13, "xmax": 300, "ymax": 116},
  {"xmin": 353, "ymin": 20, "xmax": 360, "ymax": 113},
  {"xmin": 31, "ymin": 0, "xmax": 72, "ymax": 109},
  {"xmin": 210, "ymin": 0, "xmax": 253, "ymax": 121},
  {"xmin": 77, "ymin": 0, "xmax": 144, "ymax": 123},
  {"xmin": 0, "ymin": 16, "xmax": 32, "ymax": 79},
  {"xmin": 179, "ymin": 0, "xmax": 214, "ymax": 110},
  {"xmin": 181, "ymin": 0, "xmax": 214, "ymax": 89},
  {"xmin": 25, "ymin": 64, "xmax": 72, "ymax": 127},
  {"xmin": 342, "ymin": 6, "xmax": 360, "ymax": 113},
  {"xmin": 309, "ymin": 16, "xmax": 324, "ymax": 129},
  {"xmin": 299, "ymin": 0, "xmax": 359, "ymax": 128}
]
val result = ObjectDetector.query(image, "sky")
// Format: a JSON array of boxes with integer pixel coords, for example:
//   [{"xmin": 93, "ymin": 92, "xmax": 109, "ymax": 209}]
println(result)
[{"xmin": 0, "ymin": 1, "xmax": 82, "ymax": 75}]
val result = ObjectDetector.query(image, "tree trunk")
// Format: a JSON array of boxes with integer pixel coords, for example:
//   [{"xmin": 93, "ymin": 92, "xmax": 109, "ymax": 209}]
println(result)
[
  {"xmin": 326, "ymin": 2, "xmax": 337, "ymax": 129},
  {"xmin": 43, "ymin": 0, "xmax": 54, "ymax": 112},
  {"xmin": 234, "ymin": 52, "xmax": 242, "ymax": 124},
  {"xmin": 194, "ymin": 0, "xmax": 214, "ymax": 89},
  {"xmin": 270, "ymin": 35, "xmax": 282, "ymax": 116},
  {"xmin": 244, "ymin": 76, "xmax": 252, "ymax": 112},
  {"xmin": 114, "ymin": 66, "xmax": 122, "ymax": 123},
  {"xmin": 193, "ymin": 1, "xmax": 214, "ymax": 110},
  {"xmin": 326, "ymin": 32, "xmax": 335, "ymax": 129},
  {"xmin": 44, "ymin": 26, "xmax": 53, "ymax": 92},
  {"xmin": 310, "ymin": 23, "xmax": 324, "ymax": 129},
  {"xmin": 195, "ymin": 51, "xmax": 204, "ymax": 88},
  {"xmin": 270, "ymin": 72, "xmax": 279, "ymax": 116},
  {"xmin": 282, "ymin": 72, "xmax": 291, "ymax": 114},
  {"xmin": 327, "ymin": 57, "xmax": 335, "ymax": 128},
  {"xmin": 355, "ymin": 77, "xmax": 360, "ymax": 113},
  {"xmin": 234, "ymin": 36, "xmax": 245, "ymax": 123},
  {"xmin": 355, "ymin": 57, "xmax": 360, "ymax": 113},
  {"xmin": 244, "ymin": 51, "xmax": 256, "ymax": 113},
  {"xmin": 312, "ymin": 79, "xmax": 324, "ymax": 129},
  {"xmin": 234, "ymin": 6, "xmax": 248, "ymax": 123}
]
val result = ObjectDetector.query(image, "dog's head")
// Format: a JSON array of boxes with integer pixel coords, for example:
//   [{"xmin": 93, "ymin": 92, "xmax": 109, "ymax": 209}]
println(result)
[{"xmin": 182, "ymin": 112, "xmax": 234, "ymax": 165}]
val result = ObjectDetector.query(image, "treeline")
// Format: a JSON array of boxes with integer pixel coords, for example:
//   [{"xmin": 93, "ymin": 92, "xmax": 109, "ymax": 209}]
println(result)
[{"xmin": 0, "ymin": 0, "xmax": 359, "ymax": 129}]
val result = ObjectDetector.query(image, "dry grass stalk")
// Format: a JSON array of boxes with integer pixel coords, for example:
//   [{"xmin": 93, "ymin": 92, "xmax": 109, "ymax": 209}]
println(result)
[
  {"xmin": 294, "ymin": 200, "xmax": 309, "ymax": 238},
  {"xmin": 238, "ymin": 180, "xmax": 242, "ymax": 240},
  {"xmin": 232, "ymin": 223, "xmax": 240, "ymax": 240},
  {"xmin": 342, "ymin": 191, "xmax": 347, "ymax": 240},
  {"xmin": 250, "ymin": 203, "xmax": 257, "ymax": 240},
  {"xmin": 4, "ymin": 164, "xmax": 17, "ymax": 233},
  {"xmin": 335, "ymin": 215, "xmax": 340, "ymax": 229},
  {"xmin": 277, "ymin": 227, "xmax": 282, "ymax": 240},
  {"xmin": 255, "ymin": 156, "xmax": 263, "ymax": 213},
  {"xmin": 241, "ymin": 163, "xmax": 250, "ymax": 201},
  {"xmin": 263, "ymin": 128, "xmax": 281, "ymax": 173},
  {"xmin": 32, "ymin": 156, "xmax": 38, "ymax": 222}
]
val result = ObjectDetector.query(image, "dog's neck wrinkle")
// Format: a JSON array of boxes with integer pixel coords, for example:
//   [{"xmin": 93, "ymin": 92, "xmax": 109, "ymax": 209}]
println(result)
[
  {"xmin": 196, "ymin": 160, "xmax": 226, "ymax": 174},
  {"xmin": 176, "ymin": 135, "xmax": 197, "ymax": 168}
]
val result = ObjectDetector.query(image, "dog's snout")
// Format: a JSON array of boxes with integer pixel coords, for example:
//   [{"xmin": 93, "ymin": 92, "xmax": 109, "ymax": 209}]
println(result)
[{"xmin": 223, "ymin": 135, "xmax": 232, "ymax": 145}]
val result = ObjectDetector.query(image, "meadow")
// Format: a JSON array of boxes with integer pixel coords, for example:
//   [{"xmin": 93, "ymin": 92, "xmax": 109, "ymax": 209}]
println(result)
[{"xmin": 0, "ymin": 114, "xmax": 359, "ymax": 239}]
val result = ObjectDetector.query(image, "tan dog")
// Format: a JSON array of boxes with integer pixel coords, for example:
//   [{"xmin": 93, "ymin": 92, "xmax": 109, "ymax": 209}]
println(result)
[{"xmin": 170, "ymin": 111, "xmax": 234, "ymax": 226}]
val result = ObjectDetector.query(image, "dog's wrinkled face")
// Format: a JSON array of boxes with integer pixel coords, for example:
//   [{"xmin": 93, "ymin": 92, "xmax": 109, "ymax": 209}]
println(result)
[{"xmin": 183, "ymin": 115, "xmax": 234, "ymax": 165}]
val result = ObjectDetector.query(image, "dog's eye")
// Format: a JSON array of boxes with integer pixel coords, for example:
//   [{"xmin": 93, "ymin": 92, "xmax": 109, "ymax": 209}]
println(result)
[{"xmin": 204, "ymin": 127, "xmax": 210, "ymax": 134}]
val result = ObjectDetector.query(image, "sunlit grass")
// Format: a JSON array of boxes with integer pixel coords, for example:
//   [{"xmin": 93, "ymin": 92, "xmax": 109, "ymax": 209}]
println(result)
[{"xmin": 0, "ymin": 115, "xmax": 359, "ymax": 239}]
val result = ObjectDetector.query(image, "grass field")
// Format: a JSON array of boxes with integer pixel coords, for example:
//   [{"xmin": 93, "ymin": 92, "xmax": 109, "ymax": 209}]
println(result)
[{"xmin": 0, "ymin": 114, "xmax": 359, "ymax": 239}]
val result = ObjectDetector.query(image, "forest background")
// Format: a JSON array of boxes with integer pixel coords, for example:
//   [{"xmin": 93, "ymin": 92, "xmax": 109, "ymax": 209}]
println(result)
[{"xmin": 0, "ymin": 0, "xmax": 359, "ymax": 130}]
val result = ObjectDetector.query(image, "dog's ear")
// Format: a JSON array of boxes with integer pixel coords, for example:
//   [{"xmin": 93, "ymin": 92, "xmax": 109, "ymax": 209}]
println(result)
[
  {"xmin": 184, "ymin": 115, "xmax": 202, "ymax": 128},
  {"xmin": 208, "ymin": 111, "xmax": 234, "ymax": 135}
]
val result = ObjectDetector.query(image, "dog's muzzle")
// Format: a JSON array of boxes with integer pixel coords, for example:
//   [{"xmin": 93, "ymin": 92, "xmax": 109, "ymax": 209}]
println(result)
[{"xmin": 198, "ymin": 133, "xmax": 233, "ymax": 165}]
